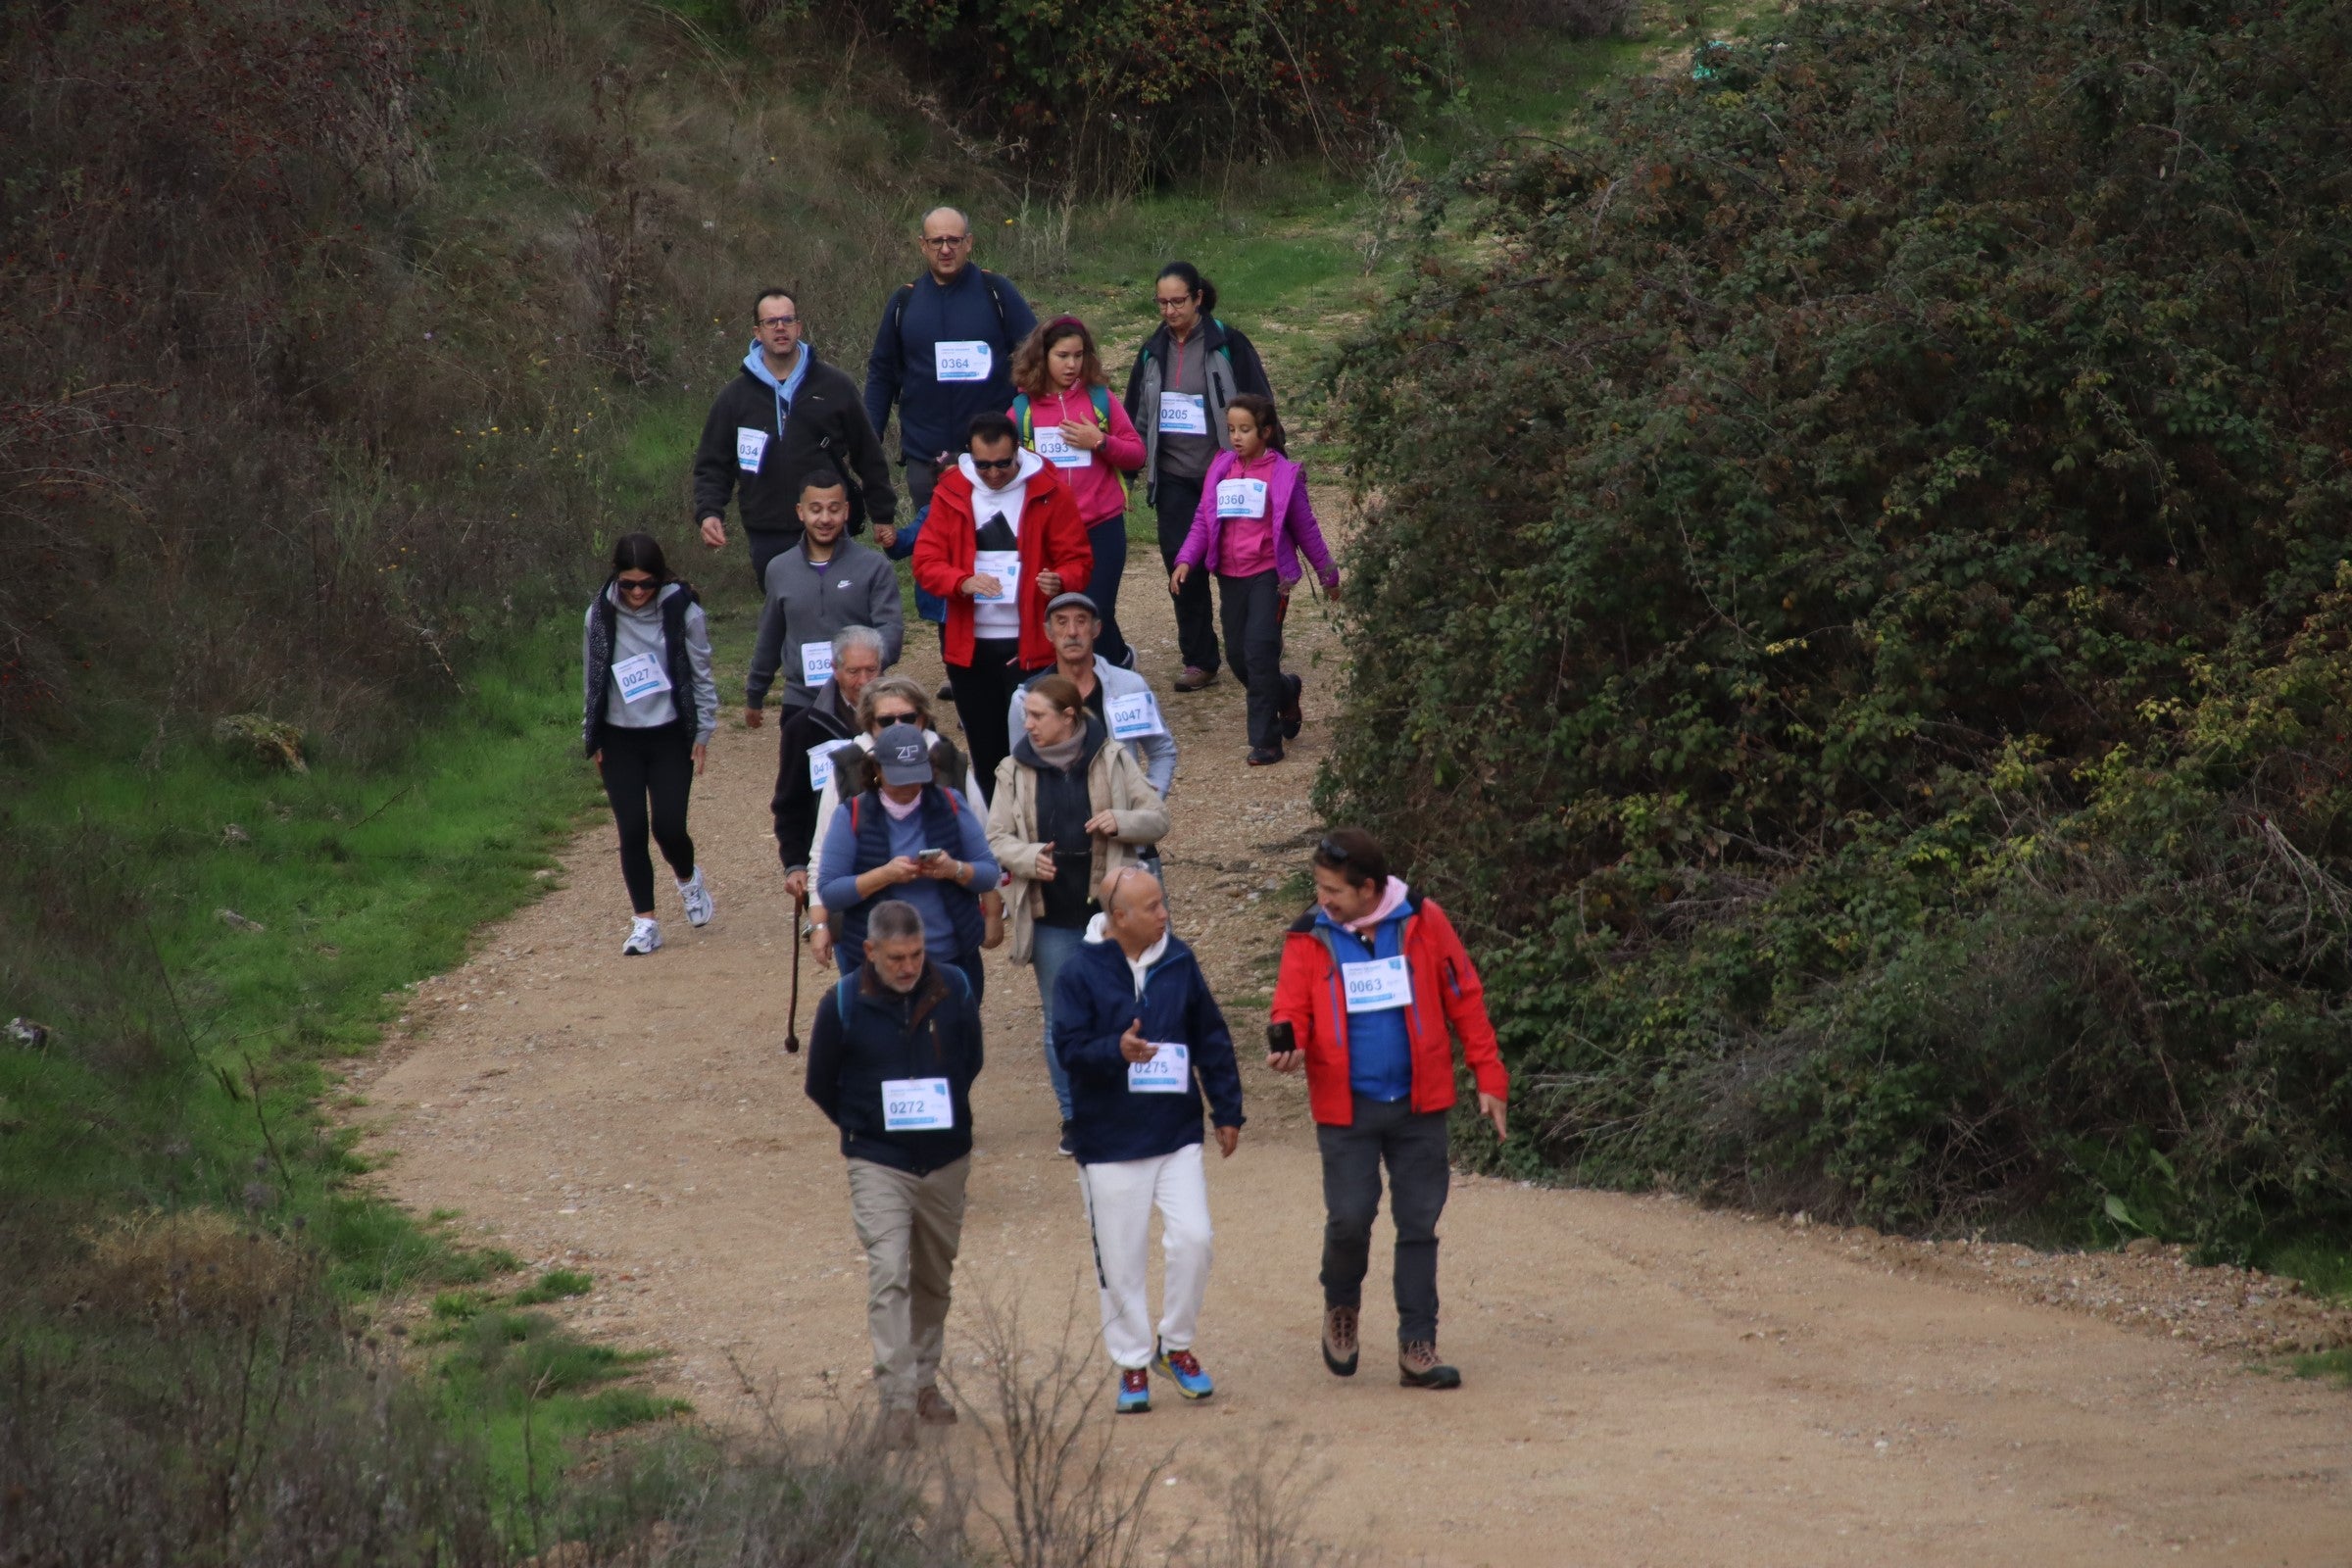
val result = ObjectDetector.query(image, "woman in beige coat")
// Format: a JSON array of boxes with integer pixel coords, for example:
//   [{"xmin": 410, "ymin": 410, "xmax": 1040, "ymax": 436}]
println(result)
[{"xmin": 987, "ymin": 672, "xmax": 1169, "ymax": 1153}]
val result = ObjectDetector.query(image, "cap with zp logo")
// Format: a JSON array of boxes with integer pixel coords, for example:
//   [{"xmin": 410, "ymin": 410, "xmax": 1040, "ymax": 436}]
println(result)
[{"xmin": 874, "ymin": 721, "xmax": 935, "ymax": 785}]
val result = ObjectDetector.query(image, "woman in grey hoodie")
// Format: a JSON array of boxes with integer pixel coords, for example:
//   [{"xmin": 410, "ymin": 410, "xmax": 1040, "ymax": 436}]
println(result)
[{"xmin": 583, "ymin": 533, "xmax": 721, "ymax": 955}]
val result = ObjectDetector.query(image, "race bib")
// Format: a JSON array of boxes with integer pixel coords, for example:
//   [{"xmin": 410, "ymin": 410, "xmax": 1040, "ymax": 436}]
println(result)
[
  {"xmin": 1216, "ymin": 478, "xmax": 1270, "ymax": 519},
  {"xmin": 1342, "ymin": 956, "xmax": 1413, "ymax": 1013},
  {"xmin": 735, "ymin": 426, "xmax": 768, "ymax": 473},
  {"xmin": 1157, "ymin": 392, "xmax": 1208, "ymax": 436},
  {"xmin": 1128, "ymin": 1043, "xmax": 1191, "ymax": 1095},
  {"xmin": 801, "ymin": 641, "xmax": 834, "ymax": 685},
  {"xmin": 808, "ymin": 738, "xmax": 855, "ymax": 792},
  {"xmin": 611, "ymin": 653, "xmax": 672, "ymax": 705},
  {"xmin": 1107, "ymin": 689, "xmax": 1165, "ymax": 741},
  {"xmin": 934, "ymin": 341, "xmax": 992, "ymax": 383},
  {"xmin": 972, "ymin": 549, "xmax": 1020, "ymax": 603},
  {"xmin": 1033, "ymin": 424, "xmax": 1092, "ymax": 468},
  {"xmin": 881, "ymin": 1076, "xmax": 955, "ymax": 1131}
]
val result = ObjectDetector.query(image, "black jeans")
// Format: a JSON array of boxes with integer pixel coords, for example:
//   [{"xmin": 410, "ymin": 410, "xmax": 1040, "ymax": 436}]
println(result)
[
  {"xmin": 748, "ymin": 528, "xmax": 799, "ymax": 592},
  {"xmin": 1215, "ymin": 568, "xmax": 1287, "ymax": 752},
  {"xmin": 1153, "ymin": 473, "xmax": 1218, "ymax": 675},
  {"xmin": 944, "ymin": 637, "xmax": 1031, "ymax": 808},
  {"xmin": 905, "ymin": 456, "xmax": 945, "ymax": 514},
  {"xmin": 1086, "ymin": 512, "xmax": 1131, "ymax": 669},
  {"xmin": 599, "ymin": 720, "xmax": 698, "ymax": 915},
  {"xmin": 1317, "ymin": 1094, "xmax": 1451, "ymax": 1346}
]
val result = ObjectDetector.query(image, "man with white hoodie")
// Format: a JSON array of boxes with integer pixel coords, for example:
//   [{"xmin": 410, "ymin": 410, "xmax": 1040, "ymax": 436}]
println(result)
[
  {"xmin": 1051, "ymin": 866, "xmax": 1244, "ymax": 1414},
  {"xmin": 911, "ymin": 411, "xmax": 1092, "ymax": 800},
  {"xmin": 693, "ymin": 287, "xmax": 899, "ymax": 589}
]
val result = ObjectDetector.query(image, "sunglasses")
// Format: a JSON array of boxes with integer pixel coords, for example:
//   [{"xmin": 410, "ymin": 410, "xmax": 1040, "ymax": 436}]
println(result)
[
  {"xmin": 971, "ymin": 456, "xmax": 1019, "ymax": 472},
  {"xmin": 616, "ymin": 575, "xmax": 660, "ymax": 594},
  {"xmin": 872, "ymin": 710, "xmax": 917, "ymax": 726}
]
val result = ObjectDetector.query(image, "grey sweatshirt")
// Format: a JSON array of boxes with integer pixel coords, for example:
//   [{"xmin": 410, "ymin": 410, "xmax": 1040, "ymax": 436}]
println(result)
[
  {"xmin": 746, "ymin": 535, "xmax": 906, "ymax": 711},
  {"xmin": 583, "ymin": 582, "xmax": 719, "ymax": 745}
]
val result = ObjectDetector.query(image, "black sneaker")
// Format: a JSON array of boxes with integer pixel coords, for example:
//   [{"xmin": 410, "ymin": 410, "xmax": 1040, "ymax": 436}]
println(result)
[
  {"xmin": 936, "ymin": 682, "xmax": 956, "ymax": 704},
  {"xmin": 1058, "ymin": 1119, "xmax": 1077, "ymax": 1157},
  {"xmin": 1280, "ymin": 673, "xmax": 1304, "ymax": 740},
  {"xmin": 1246, "ymin": 746, "xmax": 1284, "ymax": 767}
]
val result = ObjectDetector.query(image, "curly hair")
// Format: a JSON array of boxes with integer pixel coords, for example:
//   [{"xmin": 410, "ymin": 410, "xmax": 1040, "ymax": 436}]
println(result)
[{"xmin": 1009, "ymin": 317, "xmax": 1105, "ymax": 400}]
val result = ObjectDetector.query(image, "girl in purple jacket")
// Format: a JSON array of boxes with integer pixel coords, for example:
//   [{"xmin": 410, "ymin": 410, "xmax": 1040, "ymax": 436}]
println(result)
[{"xmin": 1168, "ymin": 394, "xmax": 1342, "ymax": 765}]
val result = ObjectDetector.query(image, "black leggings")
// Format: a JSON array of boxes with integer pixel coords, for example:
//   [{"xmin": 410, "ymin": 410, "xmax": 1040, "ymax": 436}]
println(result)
[
  {"xmin": 600, "ymin": 720, "xmax": 697, "ymax": 914},
  {"xmin": 945, "ymin": 637, "xmax": 1032, "ymax": 808},
  {"xmin": 1217, "ymin": 568, "xmax": 1288, "ymax": 751}
]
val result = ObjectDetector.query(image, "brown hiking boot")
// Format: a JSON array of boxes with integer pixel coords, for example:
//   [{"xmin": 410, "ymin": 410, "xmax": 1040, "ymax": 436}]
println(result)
[
  {"xmin": 1397, "ymin": 1341, "xmax": 1461, "ymax": 1390},
  {"xmin": 878, "ymin": 1406, "xmax": 918, "ymax": 1451},
  {"xmin": 1321, "ymin": 1304, "xmax": 1359, "ymax": 1378},
  {"xmin": 1173, "ymin": 665, "xmax": 1216, "ymax": 692},
  {"xmin": 915, "ymin": 1385, "xmax": 957, "ymax": 1426}
]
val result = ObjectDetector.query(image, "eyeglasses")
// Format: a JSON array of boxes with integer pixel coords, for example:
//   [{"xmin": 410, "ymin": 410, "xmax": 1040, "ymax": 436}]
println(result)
[
  {"xmin": 617, "ymin": 575, "xmax": 659, "ymax": 594},
  {"xmin": 970, "ymin": 456, "xmax": 1018, "ymax": 472},
  {"xmin": 756, "ymin": 315, "xmax": 797, "ymax": 329},
  {"xmin": 1153, "ymin": 295, "xmax": 1196, "ymax": 312},
  {"xmin": 924, "ymin": 235, "xmax": 970, "ymax": 249}
]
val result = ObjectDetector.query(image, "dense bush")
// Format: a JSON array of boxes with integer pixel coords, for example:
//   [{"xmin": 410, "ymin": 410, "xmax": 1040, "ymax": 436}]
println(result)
[
  {"xmin": 847, "ymin": 0, "xmax": 1465, "ymax": 188},
  {"xmin": 1322, "ymin": 0, "xmax": 2352, "ymax": 1246}
]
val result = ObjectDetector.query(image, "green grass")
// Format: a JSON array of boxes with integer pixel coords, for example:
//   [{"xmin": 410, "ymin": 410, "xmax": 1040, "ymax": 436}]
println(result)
[{"xmin": 514, "ymin": 1268, "xmax": 597, "ymax": 1305}]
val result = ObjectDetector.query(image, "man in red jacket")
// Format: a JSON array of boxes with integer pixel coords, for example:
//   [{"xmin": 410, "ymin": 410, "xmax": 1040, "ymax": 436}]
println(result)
[
  {"xmin": 912, "ymin": 411, "xmax": 1092, "ymax": 802},
  {"xmin": 1268, "ymin": 827, "xmax": 1507, "ymax": 1390}
]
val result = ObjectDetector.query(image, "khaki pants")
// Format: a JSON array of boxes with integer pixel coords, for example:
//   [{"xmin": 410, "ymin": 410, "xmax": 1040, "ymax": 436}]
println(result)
[{"xmin": 847, "ymin": 1154, "xmax": 971, "ymax": 1409}]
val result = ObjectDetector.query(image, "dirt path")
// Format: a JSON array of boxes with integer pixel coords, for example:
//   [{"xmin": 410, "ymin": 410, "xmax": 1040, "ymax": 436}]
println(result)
[{"xmin": 351, "ymin": 504, "xmax": 2352, "ymax": 1566}]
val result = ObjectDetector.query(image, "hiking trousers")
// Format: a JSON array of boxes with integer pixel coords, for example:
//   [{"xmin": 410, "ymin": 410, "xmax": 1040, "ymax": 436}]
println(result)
[
  {"xmin": 847, "ymin": 1153, "xmax": 971, "ymax": 1410},
  {"xmin": 1316, "ymin": 1095, "xmax": 1450, "ymax": 1345}
]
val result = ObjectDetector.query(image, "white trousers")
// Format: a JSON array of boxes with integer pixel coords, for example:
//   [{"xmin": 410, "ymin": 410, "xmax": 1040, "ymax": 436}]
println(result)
[{"xmin": 1078, "ymin": 1142, "xmax": 1213, "ymax": 1370}]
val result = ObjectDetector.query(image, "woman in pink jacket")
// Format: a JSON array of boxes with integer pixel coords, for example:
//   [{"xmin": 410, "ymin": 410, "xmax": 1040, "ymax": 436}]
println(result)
[
  {"xmin": 1010, "ymin": 317, "xmax": 1147, "ymax": 668},
  {"xmin": 1169, "ymin": 393, "xmax": 1341, "ymax": 765}
]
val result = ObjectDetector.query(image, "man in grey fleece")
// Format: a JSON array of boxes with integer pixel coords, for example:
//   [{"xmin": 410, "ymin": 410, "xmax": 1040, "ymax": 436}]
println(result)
[
  {"xmin": 1007, "ymin": 592, "xmax": 1177, "ymax": 801},
  {"xmin": 745, "ymin": 468, "xmax": 906, "ymax": 723}
]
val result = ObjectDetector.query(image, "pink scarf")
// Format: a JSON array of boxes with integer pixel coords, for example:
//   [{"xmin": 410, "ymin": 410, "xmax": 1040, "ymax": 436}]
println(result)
[
  {"xmin": 1346, "ymin": 875, "xmax": 1410, "ymax": 934},
  {"xmin": 881, "ymin": 789, "xmax": 923, "ymax": 821}
]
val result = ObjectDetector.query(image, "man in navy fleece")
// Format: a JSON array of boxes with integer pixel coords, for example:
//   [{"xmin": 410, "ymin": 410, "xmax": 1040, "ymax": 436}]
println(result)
[{"xmin": 864, "ymin": 207, "xmax": 1040, "ymax": 514}]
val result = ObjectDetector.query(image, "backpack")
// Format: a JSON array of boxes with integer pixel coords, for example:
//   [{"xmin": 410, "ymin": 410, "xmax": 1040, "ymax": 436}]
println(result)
[
  {"xmin": 1012, "ymin": 385, "xmax": 1113, "ymax": 445},
  {"xmin": 892, "ymin": 270, "xmax": 1012, "ymax": 350}
]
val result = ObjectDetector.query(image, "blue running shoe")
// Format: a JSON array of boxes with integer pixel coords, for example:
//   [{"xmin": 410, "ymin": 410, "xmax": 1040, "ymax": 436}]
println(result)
[
  {"xmin": 1153, "ymin": 1341, "xmax": 1214, "ymax": 1400},
  {"xmin": 1116, "ymin": 1367, "xmax": 1151, "ymax": 1414}
]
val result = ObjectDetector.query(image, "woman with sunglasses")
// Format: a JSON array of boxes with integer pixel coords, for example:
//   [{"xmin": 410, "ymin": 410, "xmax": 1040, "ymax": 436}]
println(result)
[
  {"xmin": 583, "ymin": 532, "xmax": 720, "ymax": 956},
  {"xmin": 911, "ymin": 411, "xmax": 1093, "ymax": 805}
]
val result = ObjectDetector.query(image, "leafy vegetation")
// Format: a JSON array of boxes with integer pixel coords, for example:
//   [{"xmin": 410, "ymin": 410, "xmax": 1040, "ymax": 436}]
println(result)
[{"xmin": 1322, "ymin": 0, "xmax": 2352, "ymax": 1250}]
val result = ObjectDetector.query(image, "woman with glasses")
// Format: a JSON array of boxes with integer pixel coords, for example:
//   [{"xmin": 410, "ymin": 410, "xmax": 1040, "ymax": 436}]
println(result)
[
  {"xmin": 583, "ymin": 533, "xmax": 720, "ymax": 956},
  {"xmin": 1121, "ymin": 262, "xmax": 1274, "ymax": 693},
  {"xmin": 911, "ymin": 412, "xmax": 1093, "ymax": 804}
]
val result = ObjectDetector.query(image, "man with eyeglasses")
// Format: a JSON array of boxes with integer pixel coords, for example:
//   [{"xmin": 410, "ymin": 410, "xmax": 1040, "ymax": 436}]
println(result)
[
  {"xmin": 864, "ymin": 208, "xmax": 1039, "ymax": 518},
  {"xmin": 695, "ymin": 286, "xmax": 898, "ymax": 589},
  {"xmin": 911, "ymin": 412, "xmax": 1091, "ymax": 802}
]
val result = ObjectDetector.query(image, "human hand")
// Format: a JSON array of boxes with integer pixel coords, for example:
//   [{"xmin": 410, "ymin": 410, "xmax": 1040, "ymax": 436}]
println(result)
[
  {"xmin": 1265, "ymin": 1047, "xmax": 1302, "ymax": 1074},
  {"xmin": 810, "ymin": 923, "xmax": 835, "ymax": 967},
  {"xmin": 699, "ymin": 515, "xmax": 727, "ymax": 549},
  {"xmin": 874, "ymin": 523, "xmax": 898, "ymax": 550},
  {"xmin": 1118, "ymin": 1017, "xmax": 1155, "ymax": 1064},
  {"xmin": 1035, "ymin": 569, "xmax": 1062, "ymax": 598},
  {"xmin": 1083, "ymin": 809, "xmax": 1120, "ymax": 837},
  {"xmin": 1168, "ymin": 564, "xmax": 1190, "ymax": 594},
  {"xmin": 692, "ymin": 743, "xmax": 709, "ymax": 778},
  {"xmin": 1325, "ymin": 575, "xmax": 1343, "ymax": 603},
  {"xmin": 963, "ymin": 572, "xmax": 1004, "ymax": 601},
  {"xmin": 783, "ymin": 869, "xmax": 808, "ymax": 902},
  {"xmin": 878, "ymin": 855, "xmax": 923, "ymax": 886},
  {"xmin": 1215, "ymin": 1125, "xmax": 1240, "ymax": 1158},
  {"xmin": 1059, "ymin": 418, "xmax": 1104, "ymax": 452},
  {"xmin": 590, "ymin": 750, "xmax": 603, "ymax": 774},
  {"xmin": 916, "ymin": 851, "xmax": 962, "ymax": 882},
  {"xmin": 1033, "ymin": 845, "xmax": 1055, "ymax": 882},
  {"xmin": 744, "ymin": 706, "xmax": 763, "ymax": 729},
  {"xmin": 1478, "ymin": 1091, "xmax": 1507, "ymax": 1141}
]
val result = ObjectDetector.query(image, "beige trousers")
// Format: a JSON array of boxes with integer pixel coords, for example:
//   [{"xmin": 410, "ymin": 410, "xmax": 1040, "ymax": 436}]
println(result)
[{"xmin": 847, "ymin": 1154, "xmax": 971, "ymax": 1408}]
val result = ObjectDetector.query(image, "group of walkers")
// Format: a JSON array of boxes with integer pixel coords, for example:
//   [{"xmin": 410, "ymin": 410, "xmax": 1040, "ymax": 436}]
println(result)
[{"xmin": 581, "ymin": 206, "xmax": 1502, "ymax": 1446}]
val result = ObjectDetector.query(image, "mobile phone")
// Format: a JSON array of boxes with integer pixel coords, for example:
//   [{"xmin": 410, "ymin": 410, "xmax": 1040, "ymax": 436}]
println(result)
[
  {"xmin": 919, "ymin": 848, "xmax": 947, "ymax": 863},
  {"xmin": 1266, "ymin": 1021, "xmax": 1297, "ymax": 1056}
]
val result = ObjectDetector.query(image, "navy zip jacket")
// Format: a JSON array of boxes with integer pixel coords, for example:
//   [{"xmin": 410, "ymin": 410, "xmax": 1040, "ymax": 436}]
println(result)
[
  {"xmin": 805, "ymin": 959, "xmax": 983, "ymax": 1175},
  {"xmin": 863, "ymin": 267, "xmax": 1038, "ymax": 465},
  {"xmin": 1052, "ymin": 925, "xmax": 1243, "ymax": 1166}
]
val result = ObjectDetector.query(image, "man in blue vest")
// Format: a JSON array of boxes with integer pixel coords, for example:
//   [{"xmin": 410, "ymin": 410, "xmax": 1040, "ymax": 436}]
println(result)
[
  {"xmin": 816, "ymin": 720, "xmax": 1001, "ymax": 1000},
  {"xmin": 805, "ymin": 899, "xmax": 985, "ymax": 1450},
  {"xmin": 864, "ymin": 208, "xmax": 1040, "ymax": 515}
]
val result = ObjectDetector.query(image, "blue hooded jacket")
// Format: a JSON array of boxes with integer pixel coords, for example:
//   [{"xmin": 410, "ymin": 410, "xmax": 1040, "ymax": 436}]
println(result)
[{"xmin": 1052, "ymin": 920, "xmax": 1244, "ymax": 1165}]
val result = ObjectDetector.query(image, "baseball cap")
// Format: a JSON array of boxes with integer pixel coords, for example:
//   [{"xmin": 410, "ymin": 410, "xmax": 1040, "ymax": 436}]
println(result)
[
  {"xmin": 1046, "ymin": 591, "xmax": 1100, "ymax": 619},
  {"xmin": 874, "ymin": 721, "xmax": 934, "ymax": 785}
]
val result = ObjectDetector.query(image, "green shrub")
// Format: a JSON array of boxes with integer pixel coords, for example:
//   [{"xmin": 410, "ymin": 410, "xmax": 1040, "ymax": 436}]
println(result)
[{"xmin": 1322, "ymin": 0, "xmax": 2352, "ymax": 1247}]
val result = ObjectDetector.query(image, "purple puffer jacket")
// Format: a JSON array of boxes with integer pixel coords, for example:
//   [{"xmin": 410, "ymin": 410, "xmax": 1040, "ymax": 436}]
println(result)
[{"xmin": 1174, "ymin": 450, "xmax": 1340, "ymax": 589}]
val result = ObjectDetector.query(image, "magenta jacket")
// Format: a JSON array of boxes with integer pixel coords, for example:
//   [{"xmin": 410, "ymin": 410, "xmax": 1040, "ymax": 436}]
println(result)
[{"xmin": 1174, "ymin": 449, "xmax": 1340, "ymax": 589}]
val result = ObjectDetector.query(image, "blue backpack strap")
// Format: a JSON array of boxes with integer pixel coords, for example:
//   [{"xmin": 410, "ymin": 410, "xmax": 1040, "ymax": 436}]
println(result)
[{"xmin": 835, "ymin": 973, "xmax": 858, "ymax": 1019}]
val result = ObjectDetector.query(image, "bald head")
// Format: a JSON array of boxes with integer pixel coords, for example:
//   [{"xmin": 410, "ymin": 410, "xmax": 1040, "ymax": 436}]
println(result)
[
  {"xmin": 1102, "ymin": 865, "xmax": 1167, "ymax": 957},
  {"xmin": 920, "ymin": 206, "xmax": 973, "ymax": 282}
]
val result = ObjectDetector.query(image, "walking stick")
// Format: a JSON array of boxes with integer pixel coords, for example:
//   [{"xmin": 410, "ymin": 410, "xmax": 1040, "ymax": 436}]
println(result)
[{"xmin": 783, "ymin": 893, "xmax": 806, "ymax": 1054}]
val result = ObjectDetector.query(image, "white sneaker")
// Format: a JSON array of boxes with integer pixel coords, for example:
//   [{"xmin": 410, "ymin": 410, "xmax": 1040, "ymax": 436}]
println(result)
[
  {"xmin": 677, "ymin": 867, "xmax": 713, "ymax": 927},
  {"xmin": 622, "ymin": 915, "xmax": 662, "ymax": 956}
]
